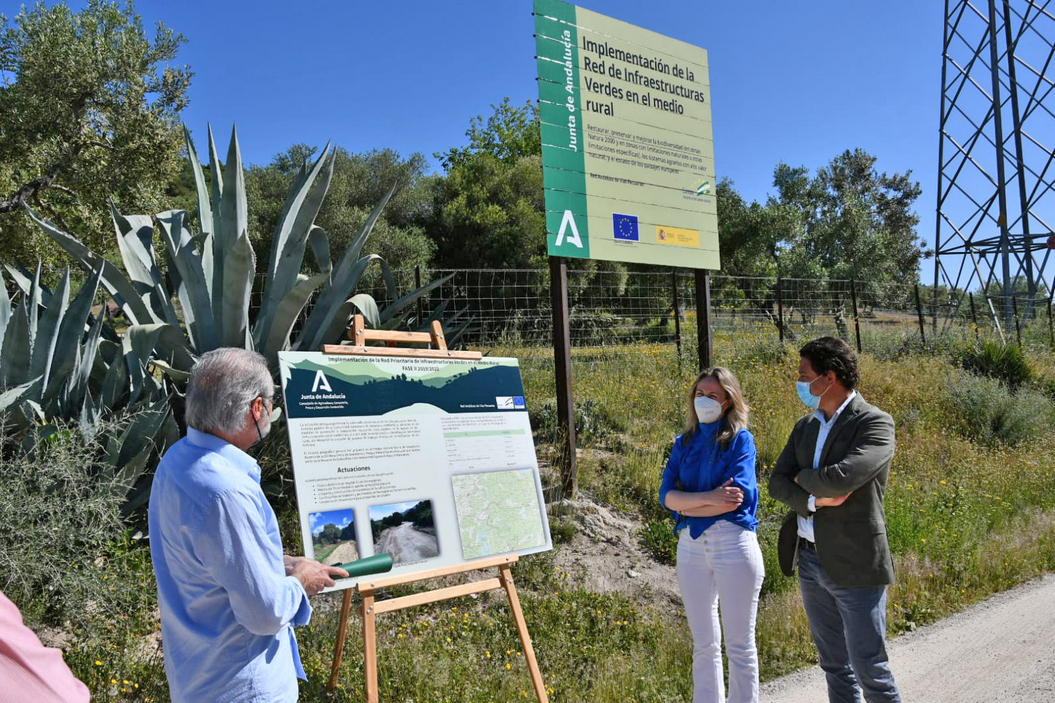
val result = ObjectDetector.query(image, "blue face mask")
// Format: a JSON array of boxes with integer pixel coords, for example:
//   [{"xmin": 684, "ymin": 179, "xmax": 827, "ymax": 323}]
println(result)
[{"xmin": 796, "ymin": 377, "xmax": 829, "ymax": 410}]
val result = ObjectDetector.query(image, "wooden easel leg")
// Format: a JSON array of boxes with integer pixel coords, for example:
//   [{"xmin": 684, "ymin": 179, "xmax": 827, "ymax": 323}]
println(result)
[
  {"xmin": 362, "ymin": 593, "xmax": 379, "ymax": 703},
  {"xmin": 500, "ymin": 564, "xmax": 549, "ymax": 703},
  {"xmin": 328, "ymin": 589, "xmax": 354, "ymax": 693}
]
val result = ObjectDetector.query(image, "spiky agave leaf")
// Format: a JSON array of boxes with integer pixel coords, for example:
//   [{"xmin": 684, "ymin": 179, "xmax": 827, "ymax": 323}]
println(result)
[
  {"xmin": 295, "ymin": 184, "xmax": 398, "ymax": 350},
  {"xmin": 253, "ymin": 145, "xmax": 335, "ymax": 352},
  {"xmin": 28, "ymin": 208, "xmax": 160, "ymax": 327},
  {"xmin": 111, "ymin": 204, "xmax": 180, "ymax": 326},
  {"xmin": 262, "ymin": 271, "xmax": 331, "ymax": 356},
  {"xmin": 42, "ymin": 267, "xmax": 103, "ymax": 410},
  {"xmin": 207, "ymin": 124, "xmax": 225, "ymax": 315},
  {"xmin": 156, "ymin": 210, "xmax": 219, "ymax": 356},
  {"xmin": 222, "ymin": 227, "xmax": 256, "ymax": 349},
  {"xmin": 0, "ymin": 377, "xmax": 43, "ymax": 415},
  {"xmin": 0, "ymin": 292, "xmax": 30, "ymax": 388}
]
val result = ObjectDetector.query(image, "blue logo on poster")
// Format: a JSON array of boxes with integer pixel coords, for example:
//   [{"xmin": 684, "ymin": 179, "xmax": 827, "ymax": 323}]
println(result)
[
  {"xmin": 513, "ymin": 396, "xmax": 526, "ymax": 409},
  {"xmin": 613, "ymin": 213, "xmax": 639, "ymax": 241}
]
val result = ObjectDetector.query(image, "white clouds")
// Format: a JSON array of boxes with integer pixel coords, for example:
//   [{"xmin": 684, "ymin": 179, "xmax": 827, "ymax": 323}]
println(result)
[{"xmin": 309, "ymin": 509, "xmax": 355, "ymax": 536}]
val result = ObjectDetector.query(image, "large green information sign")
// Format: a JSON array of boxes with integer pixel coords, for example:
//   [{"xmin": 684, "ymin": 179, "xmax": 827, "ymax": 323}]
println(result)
[{"xmin": 534, "ymin": 0, "xmax": 719, "ymax": 269}]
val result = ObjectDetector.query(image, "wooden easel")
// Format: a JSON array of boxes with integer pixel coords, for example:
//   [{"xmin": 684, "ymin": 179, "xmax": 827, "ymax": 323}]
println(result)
[
  {"xmin": 322, "ymin": 314, "xmax": 481, "ymax": 360},
  {"xmin": 322, "ymin": 316, "xmax": 549, "ymax": 703}
]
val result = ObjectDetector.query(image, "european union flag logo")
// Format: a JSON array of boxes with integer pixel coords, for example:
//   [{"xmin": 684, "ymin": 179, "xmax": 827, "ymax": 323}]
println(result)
[{"xmin": 613, "ymin": 213, "xmax": 639, "ymax": 241}]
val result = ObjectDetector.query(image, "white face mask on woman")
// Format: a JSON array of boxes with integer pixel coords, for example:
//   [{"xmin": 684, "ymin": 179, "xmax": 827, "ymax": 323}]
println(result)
[{"xmin": 694, "ymin": 396, "xmax": 724, "ymax": 424}]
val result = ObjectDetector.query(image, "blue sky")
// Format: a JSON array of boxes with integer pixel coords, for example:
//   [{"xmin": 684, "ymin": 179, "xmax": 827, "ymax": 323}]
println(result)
[
  {"xmin": 28, "ymin": 0, "xmax": 944, "ymax": 280},
  {"xmin": 309, "ymin": 508, "xmax": 354, "ymax": 536}
]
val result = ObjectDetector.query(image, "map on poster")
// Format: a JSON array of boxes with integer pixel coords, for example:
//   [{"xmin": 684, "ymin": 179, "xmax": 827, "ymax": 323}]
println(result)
[
  {"xmin": 277, "ymin": 352, "xmax": 552, "ymax": 591},
  {"xmin": 452, "ymin": 469, "xmax": 548, "ymax": 559}
]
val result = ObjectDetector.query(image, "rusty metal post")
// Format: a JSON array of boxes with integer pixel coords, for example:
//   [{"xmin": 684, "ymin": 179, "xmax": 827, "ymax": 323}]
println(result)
[
  {"xmin": 695, "ymin": 270, "xmax": 714, "ymax": 370},
  {"xmin": 1012, "ymin": 293, "xmax": 1022, "ymax": 346},
  {"xmin": 915, "ymin": 284, "xmax": 927, "ymax": 347},
  {"xmin": 671, "ymin": 269, "xmax": 682, "ymax": 366},
  {"xmin": 850, "ymin": 278, "xmax": 862, "ymax": 353},
  {"xmin": 549, "ymin": 257, "xmax": 577, "ymax": 498},
  {"xmin": 776, "ymin": 276, "xmax": 785, "ymax": 345}
]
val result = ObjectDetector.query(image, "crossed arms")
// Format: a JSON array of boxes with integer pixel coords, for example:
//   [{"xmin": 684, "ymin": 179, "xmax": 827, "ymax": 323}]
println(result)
[
  {"xmin": 659, "ymin": 431, "xmax": 757, "ymax": 518},
  {"xmin": 768, "ymin": 411, "xmax": 895, "ymax": 515}
]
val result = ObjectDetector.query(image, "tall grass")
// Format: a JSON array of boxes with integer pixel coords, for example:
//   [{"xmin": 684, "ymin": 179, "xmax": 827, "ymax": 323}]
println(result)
[
  {"xmin": 503, "ymin": 341, "xmax": 1055, "ymax": 682},
  {"xmin": 23, "ymin": 332, "xmax": 1055, "ymax": 701}
]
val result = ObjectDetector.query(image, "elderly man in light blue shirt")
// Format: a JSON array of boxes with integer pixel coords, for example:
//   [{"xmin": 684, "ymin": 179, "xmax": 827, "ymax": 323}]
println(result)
[{"xmin": 149, "ymin": 348, "xmax": 347, "ymax": 702}]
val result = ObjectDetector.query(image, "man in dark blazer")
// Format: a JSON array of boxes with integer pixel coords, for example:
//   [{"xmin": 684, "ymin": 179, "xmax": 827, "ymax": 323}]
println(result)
[{"xmin": 768, "ymin": 337, "xmax": 901, "ymax": 703}]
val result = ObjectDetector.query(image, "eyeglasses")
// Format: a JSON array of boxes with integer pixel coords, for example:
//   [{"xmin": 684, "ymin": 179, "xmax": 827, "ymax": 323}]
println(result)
[{"xmin": 258, "ymin": 394, "xmax": 282, "ymax": 422}]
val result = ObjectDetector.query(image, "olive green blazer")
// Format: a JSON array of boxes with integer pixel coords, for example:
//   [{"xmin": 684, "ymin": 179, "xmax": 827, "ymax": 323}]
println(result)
[{"xmin": 767, "ymin": 393, "xmax": 896, "ymax": 587}]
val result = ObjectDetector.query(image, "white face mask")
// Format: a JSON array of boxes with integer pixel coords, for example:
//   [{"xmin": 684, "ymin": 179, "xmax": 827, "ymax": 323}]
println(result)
[{"xmin": 694, "ymin": 396, "xmax": 724, "ymax": 424}]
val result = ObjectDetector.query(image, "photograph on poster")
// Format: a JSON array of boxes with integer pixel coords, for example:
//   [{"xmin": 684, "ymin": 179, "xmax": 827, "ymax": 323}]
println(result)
[
  {"xmin": 369, "ymin": 500, "xmax": 439, "ymax": 565},
  {"xmin": 309, "ymin": 508, "xmax": 358, "ymax": 566}
]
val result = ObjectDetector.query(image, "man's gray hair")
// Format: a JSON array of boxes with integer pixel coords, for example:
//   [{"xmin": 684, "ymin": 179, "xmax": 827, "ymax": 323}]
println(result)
[{"xmin": 185, "ymin": 348, "xmax": 274, "ymax": 435}]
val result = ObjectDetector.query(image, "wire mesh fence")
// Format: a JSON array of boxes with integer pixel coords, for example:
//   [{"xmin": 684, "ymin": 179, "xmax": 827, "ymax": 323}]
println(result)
[
  {"xmin": 407, "ymin": 269, "xmax": 948, "ymax": 354},
  {"xmin": 256, "ymin": 268, "xmax": 1055, "ymax": 357}
]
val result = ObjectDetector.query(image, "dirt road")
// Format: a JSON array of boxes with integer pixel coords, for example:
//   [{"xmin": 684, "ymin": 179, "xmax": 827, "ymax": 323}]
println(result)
[
  {"xmin": 761, "ymin": 573, "xmax": 1055, "ymax": 702},
  {"xmin": 323, "ymin": 540, "xmax": 358, "ymax": 566},
  {"xmin": 375, "ymin": 523, "xmax": 438, "ymax": 563}
]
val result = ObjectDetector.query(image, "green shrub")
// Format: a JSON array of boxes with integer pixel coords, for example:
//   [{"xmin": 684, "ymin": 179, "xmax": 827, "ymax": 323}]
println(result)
[
  {"xmin": 867, "ymin": 332, "xmax": 959, "ymax": 362},
  {"xmin": 528, "ymin": 400, "xmax": 559, "ymax": 445},
  {"xmin": 640, "ymin": 519, "xmax": 677, "ymax": 564},
  {"xmin": 0, "ymin": 418, "xmax": 138, "ymax": 625},
  {"xmin": 575, "ymin": 397, "xmax": 623, "ymax": 443},
  {"xmin": 737, "ymin": 337, "xmax": 791, "ymax": 366},
  {"xmin": 528, "ymin": 398, "xmax": 623, "ymax": 446},
  {"xmin": 943, "ymin": 372, "xmax": 1052, "ymax": 446},
  {"xmin": 548, "ymin": 516, "xmax": 578, "ymax": 545},
  {"xmin": 957, "ymin": 339, "xmax": 1034, "ymax": 389}
]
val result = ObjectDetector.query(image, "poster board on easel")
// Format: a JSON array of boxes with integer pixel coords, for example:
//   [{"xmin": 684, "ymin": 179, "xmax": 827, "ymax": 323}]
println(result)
[{"xmin": 277, "ymin": 317, "xmax": 551, "ymax": 702}]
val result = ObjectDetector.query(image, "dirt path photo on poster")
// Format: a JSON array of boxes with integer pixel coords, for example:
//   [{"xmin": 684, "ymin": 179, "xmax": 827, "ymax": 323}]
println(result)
[
  {"xmin": 322, "ymin": 540, "xmax": 359, "ymax": 566},
  {"xmin": 376, "ymin": 523, "xmax": 439, "ymax": 563}
]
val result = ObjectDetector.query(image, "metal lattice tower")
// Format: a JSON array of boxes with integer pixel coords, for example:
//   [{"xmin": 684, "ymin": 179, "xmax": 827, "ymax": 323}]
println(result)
[{"xmin": 934, "ymin": 0, "xmax": 1055, "ymax": 332}]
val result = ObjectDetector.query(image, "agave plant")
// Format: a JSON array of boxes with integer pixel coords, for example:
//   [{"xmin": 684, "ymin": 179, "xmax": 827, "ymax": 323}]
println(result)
[
  {"xmin": 0, "ymin": 264, "xmax": 176, "ymax": 511},
  {"xmin": 29, "ymin": 125, "xmax": 453, "ymax": 370},
  {"xmin": 1, "ymin": 263, "xmax": 100, "ymax": 422}
]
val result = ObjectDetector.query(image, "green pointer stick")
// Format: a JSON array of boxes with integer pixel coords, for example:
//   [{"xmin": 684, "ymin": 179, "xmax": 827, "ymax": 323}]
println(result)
[{"xmin": 335, "ymin": 553, "xmax": 394, "ymax": 578}]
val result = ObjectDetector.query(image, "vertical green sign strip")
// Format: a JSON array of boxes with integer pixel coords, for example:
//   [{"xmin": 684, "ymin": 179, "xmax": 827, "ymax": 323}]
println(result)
[{"xmin": 534, "ymin": 0, "xmax": 590, "ymax": 259}]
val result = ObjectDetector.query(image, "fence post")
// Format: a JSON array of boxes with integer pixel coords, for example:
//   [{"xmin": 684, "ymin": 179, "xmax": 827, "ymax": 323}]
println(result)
[
  {"xmin": 914, "ymin": 284, "xmax": 927, "ymax": 347},
  {"xmin": 1011, "ymin": 293, "xmax": 1022, "ymax": 346},
  {"xmin": 969, "ymin": 292, "xmax": 979, "ymax": 339},
  {"xmin": 414, "ymin": 265, "xmax": 423, "ymax": 323},
  {"xmin": 932, "ymin": 284, "xmax": 939, "ymax": 333},
  {"xmin": 695, "ymin": 270, "xmax": 713, "ymax": 370},
  {"xmin": 1048, "ymin": 295, "xmax": 1054, "ymax": 348},
  {"xmin": 850, "ymin": 278, "xmax": 862, "ymax": 354},
  {"xmin": 671, "ymin": 269, "xmax": 682, "ymax": 366},
  {"xmin": 776, "ymin": 276, "xmax": 785, "ymax": 345},
  {"xmin": 549, "ymin": 257, "xmax": 577, "ymax": 499}
]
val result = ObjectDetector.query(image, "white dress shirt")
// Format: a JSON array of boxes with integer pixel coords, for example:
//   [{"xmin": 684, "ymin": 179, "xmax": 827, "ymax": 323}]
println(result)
[{"xmin": 797, "ymin": 390, "xmax": 857, "ymax": 542}]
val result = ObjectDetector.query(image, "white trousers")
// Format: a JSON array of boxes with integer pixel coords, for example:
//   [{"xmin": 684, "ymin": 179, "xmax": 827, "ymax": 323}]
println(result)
[{"xmin": 676, "ymin": 520, "xmax": 765, "ymax": 703}]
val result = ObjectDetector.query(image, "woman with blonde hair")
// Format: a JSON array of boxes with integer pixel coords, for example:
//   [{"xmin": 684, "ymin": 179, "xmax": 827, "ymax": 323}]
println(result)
[{"xmin": 659, "ymin": 366, "xmax": 764, "ymax": 703}]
